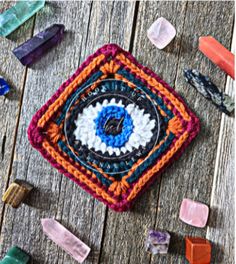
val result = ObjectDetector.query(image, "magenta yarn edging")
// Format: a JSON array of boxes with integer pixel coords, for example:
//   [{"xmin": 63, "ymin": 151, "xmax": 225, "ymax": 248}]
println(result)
[{"xmin": 28, "ymin": 43, "xmax": 200, "ymax": 212}]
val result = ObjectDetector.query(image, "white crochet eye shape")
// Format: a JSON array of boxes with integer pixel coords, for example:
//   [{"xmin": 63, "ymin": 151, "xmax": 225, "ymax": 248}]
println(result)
[{"xmin": 73, "ymin": 98, "xmax": 156, "ymax": 156}]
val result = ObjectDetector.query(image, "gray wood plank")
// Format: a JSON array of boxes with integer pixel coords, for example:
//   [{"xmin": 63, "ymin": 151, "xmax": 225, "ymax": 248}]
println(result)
[
  {"xmin": 0, "ymin": 1, "xmax": 136, "ymax": 264},
  {"xmin": 150, "ymin": 2, "xmax": 234, "ymax": 264},
  {"xmin": 99, "ymin": 2, "xmax": 188, "ymax": 264},
  {"xmin": 99, "ymin": 2, "xmax": 234, "ymax": 264},
  {"xmin": 206, "ymin": 27, "xmax": 235, "ymax": 264},
  {"xmin": 0, "ymin": 1, "xmax": 35, "ymax": 223},
  {"xmin": 0, "ymin": 2, "xmax": 93, "ymax": 263}
]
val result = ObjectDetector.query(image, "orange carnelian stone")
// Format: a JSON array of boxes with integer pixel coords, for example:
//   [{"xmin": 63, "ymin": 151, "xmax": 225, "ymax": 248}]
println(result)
[
  {"xmin": 199, "ymin": 36, "xmax": 235, "ymax": 79},
  {"xmin": 185, "ymin": 237, "xmax": 211, "ymax": 264}
]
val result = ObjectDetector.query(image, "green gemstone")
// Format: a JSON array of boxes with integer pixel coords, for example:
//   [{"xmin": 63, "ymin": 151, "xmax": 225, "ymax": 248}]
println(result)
[
  {"xmin": 0, "ymin": 246, "xmax": 31, "ymax": 264},
  {"xmin": 0, "ymin": 0, "xmax": 45, "ymax": 37}
]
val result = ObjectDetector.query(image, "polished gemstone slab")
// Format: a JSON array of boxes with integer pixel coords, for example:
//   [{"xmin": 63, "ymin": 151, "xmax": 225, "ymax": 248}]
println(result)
[
  {"xmin": 2, "ymin": 179, "xmax": 33, "ymax": 208},
  {"xmin": 41, "ymin": 218, "xmax": 91, "ymax": 263},
  {"xmin": 147, "ymin": 17, "xmax": 176, "ymax": 49},
  {"xmin": 13, "ymin": 24, "xmax": 65, "ymax": 66},
  {"xmin": 0, "ymin": 76, "xmax": 10, "ymax": 96},
  {"xmin": 199, "ymin": 36, "xmax": 235, "ymax": 79},
  {"xmin": 185, "ymin": 237, "xmax": 211, "ymax": 264},
  {"xmin": 146, "ymin": 230, "xmax": 170, "ymax": 254},
  {"xmin": 179, "ymin": 198, "xmax": 209, "ymax": 228},
  {"xmin": 184, "ymin": 69, "xmax": 234, "ymax": 115},
  {"xmin": 0, "ymin": 1, "xmax": 45, "ymax": 37},
  {"xmin": 0, "ymin": 246, "xmax": 31, "ymax": 264}
]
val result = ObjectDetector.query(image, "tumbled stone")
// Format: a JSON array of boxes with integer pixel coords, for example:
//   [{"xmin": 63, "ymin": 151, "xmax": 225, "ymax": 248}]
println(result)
[
  {"xmin": 147, "ymin": 17, "xmax": 176, "ymax": 49},
  {"xmin": 179, "ymin": 198, "xmax": 209, "ymax": 228},
  {"xmin": 13, "ymin": 24, "xmax": 65, "ymax": 66},
  {"xmin": 0, "ymin": 246, "xmax": 31, "ymax": 264},
  {"xmin": 0, "ymin": 76, "xmax": 10, "ymax": 96},
  {"xmin": 184, "ymin": 69, "xmax": 234, "ymax": 115},
  {"xmin": 199, "ymin": 36, "xmax": 235, "ymax": 79},
  {"xmin": 0, "ymin": 0, "xmax": 45, "ymax": 37},
  {"xmin": 41, "ymin": 218, "xmax": 91, "ymax": 263},
  {"xmin": 145, "ymin": 230, "xmax": 170, "ymax": 254},
  {"xmin": 2, "ymin": 179, "xmax": 33, "ymax": 208},
  {"xmin": 185, "ymin": 237, "xmax": 211, "ymax": 264}
]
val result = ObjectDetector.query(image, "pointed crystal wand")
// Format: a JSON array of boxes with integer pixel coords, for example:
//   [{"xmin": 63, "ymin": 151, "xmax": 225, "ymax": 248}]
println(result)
[
  {"xmin": 184, "ymin": 69, "xmax": 234, "ymax": 115},
  {"xmin": 13, "ymin": 24, "xmax": 65, "ymax": 66},
  {"xmin": 41, "ymin": 219, "xmax": 90, "ymax": 263}
]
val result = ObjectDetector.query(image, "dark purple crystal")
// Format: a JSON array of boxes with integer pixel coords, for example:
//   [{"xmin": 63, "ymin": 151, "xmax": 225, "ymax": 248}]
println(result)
[{"xmin": 12, "ymin": 24, "xmax": 65, "ymax": 66}]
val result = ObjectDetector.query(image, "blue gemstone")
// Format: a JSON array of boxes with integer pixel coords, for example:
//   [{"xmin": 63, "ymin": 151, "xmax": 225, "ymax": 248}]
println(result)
[{"xmin": 0, "ymin": 77, "xmax": 10, "ymax": 96}]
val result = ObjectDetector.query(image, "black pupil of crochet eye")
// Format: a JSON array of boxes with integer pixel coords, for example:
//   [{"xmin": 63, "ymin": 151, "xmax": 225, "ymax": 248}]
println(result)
[{"xmin": 104, "ymin": 117, "xmax": 123, "ymax": 135}]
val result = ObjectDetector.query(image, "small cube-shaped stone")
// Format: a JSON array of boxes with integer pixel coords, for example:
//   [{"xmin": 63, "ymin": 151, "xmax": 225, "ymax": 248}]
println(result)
[
  {"xmin": 179, "ymin": 198, "xmax": 209, "ymax": 228},
  {"xmin": 145, "ymin": 230, "xmax": 170, "ymax": 254},
  {"xmin": 2, "ymin": 179, "xmax": 33, "ymax": 208},
  {"xmin": 185, "ymin": 237, "xmax": 211, "ymax": 264},
  {"xmin": 147, "ymin": 17, "xmax": 176, "ymax": 49}
]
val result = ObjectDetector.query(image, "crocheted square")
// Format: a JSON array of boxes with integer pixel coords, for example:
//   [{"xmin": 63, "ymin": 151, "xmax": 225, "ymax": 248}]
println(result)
[{"xmin": 28, "ymin": 44, "xmax": 200, "ymax": 212}]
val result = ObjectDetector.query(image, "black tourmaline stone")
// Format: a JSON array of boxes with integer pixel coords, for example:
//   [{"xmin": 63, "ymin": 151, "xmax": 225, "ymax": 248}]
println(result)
[{"xmin": 184, "ymin": 69, "xmax": 234, "ymax": 115}]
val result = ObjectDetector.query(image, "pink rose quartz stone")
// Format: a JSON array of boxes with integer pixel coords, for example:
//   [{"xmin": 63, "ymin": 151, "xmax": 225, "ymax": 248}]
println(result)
[
  {"xmin": 147, "ymin": 17, "xmax": 176, "ymax": 49},
  {"xmin": 179, "ymin": 198, "xmax": 209, "ymax": 228},
  {"xmin": 41, "ymin": 218, "xmax": 90, "ymax": 263}
]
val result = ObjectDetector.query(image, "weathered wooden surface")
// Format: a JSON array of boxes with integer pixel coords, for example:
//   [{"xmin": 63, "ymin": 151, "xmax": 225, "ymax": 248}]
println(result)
[
  {"xmin": 0, "ymin": 1, "xmax": 234, "ymax": 264},
  {"xmin": 206, "ymin": 29, "xmax": 235, "ymax": 264}
]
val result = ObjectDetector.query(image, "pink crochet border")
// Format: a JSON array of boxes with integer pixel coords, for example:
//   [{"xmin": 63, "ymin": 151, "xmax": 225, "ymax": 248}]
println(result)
[{"xmin": 28, "ymin": 44, "xmax": 200, "ymax": 212}]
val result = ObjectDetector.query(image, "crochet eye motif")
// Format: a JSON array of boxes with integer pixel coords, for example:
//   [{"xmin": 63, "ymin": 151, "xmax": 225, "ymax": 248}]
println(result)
[
  {"xmin": 28, "ymin": 44, "xmax": 200, "ymax": 211},
  {"xmin": 65, "ymin": 80, "xmax": 161, "ymax": 175}
]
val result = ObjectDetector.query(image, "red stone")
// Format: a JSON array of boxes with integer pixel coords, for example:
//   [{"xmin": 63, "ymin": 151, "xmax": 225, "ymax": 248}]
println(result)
[
  {"xmin": 185, "ymin": 237, "xmax": 211, "ymax": 264},
  {"xmin": 199, "ymin": 36, "xmax": 235, "ymax": 79}
]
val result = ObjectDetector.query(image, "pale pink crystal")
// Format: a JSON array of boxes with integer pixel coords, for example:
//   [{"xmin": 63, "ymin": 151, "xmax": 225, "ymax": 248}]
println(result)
[
  {"xmin": 147, "ymin": 17, "xmax": 176, "ymax": 49},
  {"xmin": 179, "ymin": 198, "xmax": 209, "ymax": 228},
  {"xmin": 41, "ymin": 218, "xmax": 90, "ymax": 263}
]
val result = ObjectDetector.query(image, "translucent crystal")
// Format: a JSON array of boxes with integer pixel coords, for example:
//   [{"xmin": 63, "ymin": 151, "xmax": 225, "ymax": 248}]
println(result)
[
  {"xmin": 13, "ymin": 24, "xmax": 65, "ymax": 66},
  {"xmin": 146, "ymin": 230, "xmax": 170, "ymax": 254},
  {"xmin": 0, "ymin": 76, "xmax": 10, "ymax": 96},
  {"xmin": 147, "ymin": 17, "xmax": 176, "ymax": 49},
  {"xmin": 0, "ymin": 0, "xmax": 45, "ymax": 37},
  {"xmin": 179, "ymin": 198, "xmax": 209, "ymax": 228},
  {"xmin": 41, "ymin": 219, "xmax": 91, "ymax": 263}
]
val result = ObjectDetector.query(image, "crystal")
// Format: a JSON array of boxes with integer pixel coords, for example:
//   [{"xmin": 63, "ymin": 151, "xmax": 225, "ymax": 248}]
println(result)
[
  {"xmin": 41, "ymin": 218, "xmax": 90, "ymax": 263},
  {"xmin": 13, "ymin": 24, "xmax": 65, "ymax": 66},
  {"xmin": 2, "ymin": 179, "xmax": 33, "ymax": 208},
  {"xmin": 179, "ymin": 198, "xmax": 209, "ymax": 228},
  {"xmin": 185, "ymin": 237, "xmax": 211, "ymax": 264},
  {"xmin": 0, "ymin": 1, "xmax": 45, "ymax": 37},
  {"xmin": 0, "ymin": 76, "xmax": 10, "ymax": 96},
  {"xmin": 199, "ymin": 36, "xmax": 235, "ymax": 79},
  {"xmin": 145, "ymin": 230, "xmax": 170, "ymax": 254},
  {"xmin": 147, "ymin": 17, "xmax": 176, "ymax": 49},
  {"xmin": 184, "ymin": 69, "xmax": 234, "ymax": 115},
  {"xmin": 0, "ymin": 246, "xmax": 31, "ymax": 264}
]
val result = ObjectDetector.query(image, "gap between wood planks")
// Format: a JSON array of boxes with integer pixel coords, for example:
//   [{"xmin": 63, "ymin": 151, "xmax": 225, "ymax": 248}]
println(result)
[
  {"xmin": 0, "ymin": 15, "xmax": 37, "ymax": 236},
  {"xmin": 97, "ymin": 2, "xmax": 140, "ymax": 263}
]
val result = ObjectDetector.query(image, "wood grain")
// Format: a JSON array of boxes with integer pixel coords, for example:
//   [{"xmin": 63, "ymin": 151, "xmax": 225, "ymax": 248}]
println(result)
[
  {"xmin": 0, "ymin": 1, "xmax": 136, "ymax": 264},
  {"xmin": 0, "ymin": 2, "xmax": 234, "ymax": 264},
  {"xmin": 0, "ymin": 1, "xmax": 35, "ymax": 226},
  {"xmin": 150, "ymin": 2, "xmax": 234, "ymax": 263},
  {"xmin": 206, "ymin": 26, "xmax": 235, "ymax": 264},
  {"xmin": 99, "ymin": 3, "xmax": 188, "ymax": 264}
]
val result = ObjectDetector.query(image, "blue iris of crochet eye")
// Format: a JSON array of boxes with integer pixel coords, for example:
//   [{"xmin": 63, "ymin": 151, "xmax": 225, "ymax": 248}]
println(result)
[{"xmin": 94, "ymin": 105, "xmax": 133, "ymax": 148}]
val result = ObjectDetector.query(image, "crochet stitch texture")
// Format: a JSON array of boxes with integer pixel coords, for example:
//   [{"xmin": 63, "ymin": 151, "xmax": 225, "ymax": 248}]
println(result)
[{"xmin": 28, "ymin": 44, "xmax": 200, "ymax": 212}]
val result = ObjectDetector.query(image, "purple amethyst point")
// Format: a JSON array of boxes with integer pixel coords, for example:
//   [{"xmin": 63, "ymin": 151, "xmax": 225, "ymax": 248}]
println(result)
[{"xmin": 12, "ymin": 24, "xmax": 65, "ymax": 66}]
